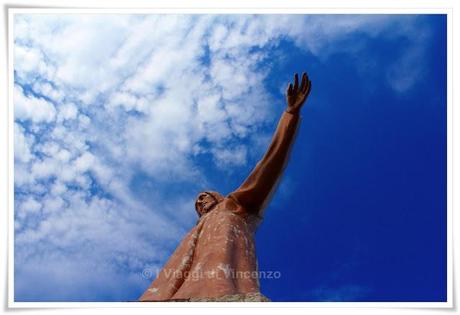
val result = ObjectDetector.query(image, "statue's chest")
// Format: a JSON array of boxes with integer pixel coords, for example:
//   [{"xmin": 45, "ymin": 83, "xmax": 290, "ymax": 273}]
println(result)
[{"xmin": 195, "ymin": 208, "xmax": 256, "ymax": 255}]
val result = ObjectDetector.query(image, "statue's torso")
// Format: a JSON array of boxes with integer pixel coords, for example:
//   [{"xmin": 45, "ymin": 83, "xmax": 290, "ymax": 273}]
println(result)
[{"xmin": 140, "ymin": 197, "xmax": 262, "ymax": 301}]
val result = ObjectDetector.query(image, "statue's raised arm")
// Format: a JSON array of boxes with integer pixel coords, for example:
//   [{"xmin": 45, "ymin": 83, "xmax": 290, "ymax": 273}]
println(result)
[
  {"xmin": 139, "ymin": 72, "xmax": 312, "ymax": 302},
  {"xmin": 227, "ymin": 72, "xmax": 312, "ymax": 217}
]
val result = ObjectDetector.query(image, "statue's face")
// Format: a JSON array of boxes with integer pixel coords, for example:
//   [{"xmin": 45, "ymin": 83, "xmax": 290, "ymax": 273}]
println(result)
[{"xmin": 195, "ymin": 192, "xmax": 218, "ymax": 216}]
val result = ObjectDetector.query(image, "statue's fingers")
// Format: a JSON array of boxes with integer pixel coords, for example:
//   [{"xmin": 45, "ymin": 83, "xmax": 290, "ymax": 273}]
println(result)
[
  {"xmin": 305, "ymin": 80, "xmax": 312, "ymax": 97},
  {"xmin": 293, "ymin": 73, "xmax": 299, "ymax": 93},
  {"xmin": 300, "ymin": 72, "xmax": 307, "ymax": 93},
  {"xmin": 303, "ymin": 75, "xmax": 311, "ymax": 94},
  {"xmin": 301, "ymin": 73, "xmax": 308, "ymax": 93},
  {"xmin": 299, "ymin": 82, "xmax": 311, "ymax": 104},
  {"xmin": 286, "ymin": 83, "xmax": 293, "ymax": 95}
]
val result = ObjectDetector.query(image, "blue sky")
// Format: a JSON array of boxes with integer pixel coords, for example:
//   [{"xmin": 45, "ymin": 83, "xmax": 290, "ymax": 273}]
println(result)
[{"xmin": 13, "ymin": 14, "xmax": 446, "ymax": 302}]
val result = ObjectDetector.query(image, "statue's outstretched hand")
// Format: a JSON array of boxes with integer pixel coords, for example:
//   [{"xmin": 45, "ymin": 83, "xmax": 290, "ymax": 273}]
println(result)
[{"xmin": 286, "ymin": 72, "xmax": 312, "ymax": 115}]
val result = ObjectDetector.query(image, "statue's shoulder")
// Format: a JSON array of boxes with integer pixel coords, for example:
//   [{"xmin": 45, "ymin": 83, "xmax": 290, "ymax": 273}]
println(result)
[
  {"xmin": 219, "ymin": 196, "xmax": 246, "ymax": 215},
  {"xmin": 209, "ymin": 198, "xmax": 261, "ymax": 231},
  {"xmin": 221, "ymin": 196, "xmax": 263, "ymax": 221}
]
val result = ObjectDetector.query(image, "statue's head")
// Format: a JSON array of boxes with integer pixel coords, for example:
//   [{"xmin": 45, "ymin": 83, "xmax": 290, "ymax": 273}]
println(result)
[{"xmin": 195, "ymin": 191, "xmax": 224, "ymax": 217}]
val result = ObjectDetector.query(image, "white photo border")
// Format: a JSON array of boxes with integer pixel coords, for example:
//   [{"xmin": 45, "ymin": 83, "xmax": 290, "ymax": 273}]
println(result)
[{"xmin": 6, "ymin": 6, "xmax": 453, "ymax": 309}]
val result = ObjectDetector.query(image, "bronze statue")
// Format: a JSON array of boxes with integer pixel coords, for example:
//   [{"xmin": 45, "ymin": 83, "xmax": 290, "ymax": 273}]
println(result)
[{"xmin": 139, "ymin": 73, "xmax": 312, "ymax": 302}]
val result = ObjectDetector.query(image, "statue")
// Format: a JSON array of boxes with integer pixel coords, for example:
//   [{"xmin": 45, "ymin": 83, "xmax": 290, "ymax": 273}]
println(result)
[{"xmin": 139, "ymin": 72, "xmax": 312, "ymax": 302}]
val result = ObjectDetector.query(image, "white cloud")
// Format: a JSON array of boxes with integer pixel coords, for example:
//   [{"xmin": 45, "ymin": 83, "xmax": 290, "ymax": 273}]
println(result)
[
  {"xmin": 292, "ymin": 15, "xmax": 428, "ymax": 92},
  {"xmin": 212, "ymin": 145, "xmax": 248, "ymax": 168},
  {"xmin": 14, "ymin": 44, "xmax": 53, "ymax": 79},
  {"xmin": 31, "ymin": 157, "xmax": 58, "ymax": 179},
  {"xmin": 57, "ymin": 103, "xmax": 78, "ymax": 122},
  {"xmin": 19, "ymin": 197, "xmax": 42, "ymax": 214},
  {"xmin": 14, "ymin": 123, "xmax": 34, "ymax": 163},
  {"xmin": 14, "ymin": 84, "xmax": 56, "ymax": 123},
  {"xmin": 74, "ymin": 152, "xmax": 95, "ymax": 172},
  {"xmin": 32, "ymin": 81, "xmax": 64, "ymax": 102}
]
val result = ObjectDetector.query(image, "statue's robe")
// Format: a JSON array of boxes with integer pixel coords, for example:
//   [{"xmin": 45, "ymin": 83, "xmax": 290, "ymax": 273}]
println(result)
[{"xmin": 139, "ymin": 111, "xmax": 300, "ymax": 301}]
